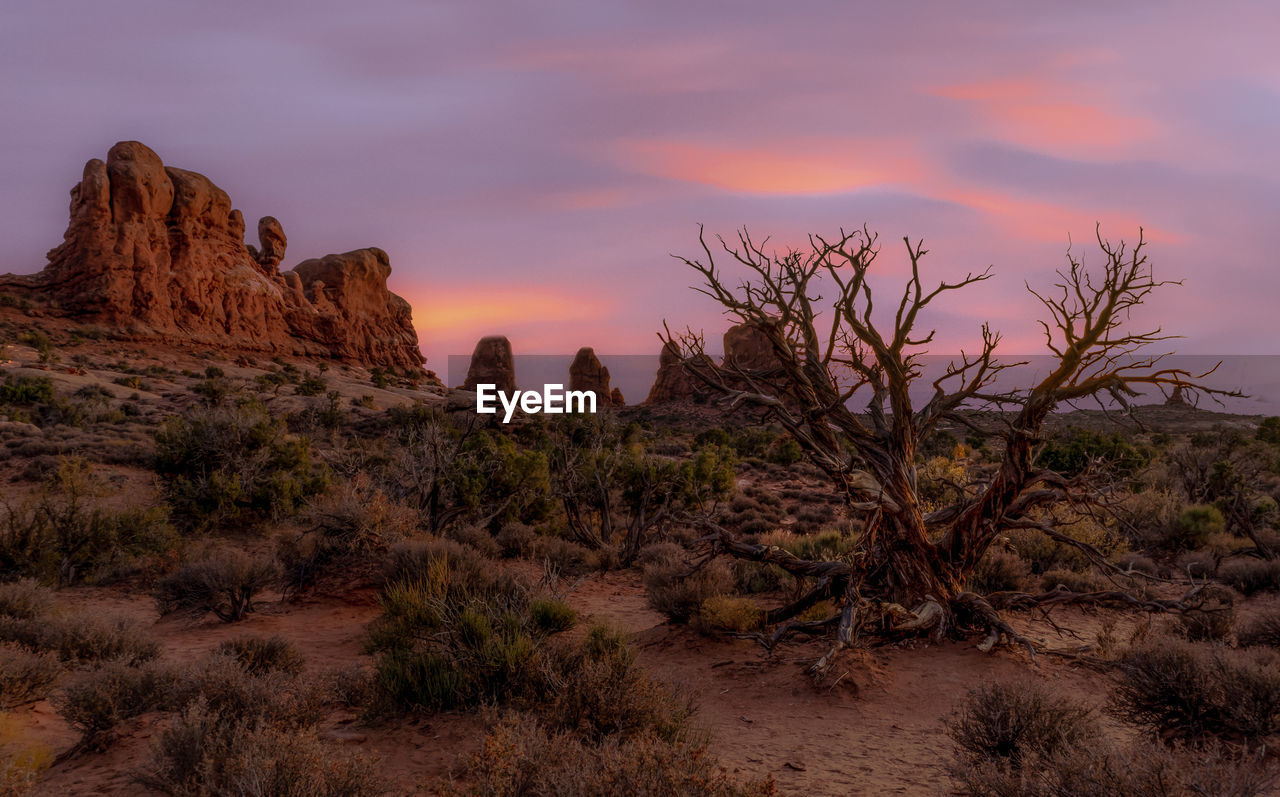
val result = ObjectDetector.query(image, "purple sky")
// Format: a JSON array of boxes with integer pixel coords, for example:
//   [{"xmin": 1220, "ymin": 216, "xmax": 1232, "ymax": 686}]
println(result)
[{"xmin": 3, "ymin": 1, "xmax": 1278, "ymax": 368}]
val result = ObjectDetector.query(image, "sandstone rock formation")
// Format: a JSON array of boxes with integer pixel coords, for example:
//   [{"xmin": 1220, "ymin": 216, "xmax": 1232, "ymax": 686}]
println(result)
[
  {"xmin": 610, "ymin": 387, "xmax": 625, "ymax": 407},
  {"xmin": 462, "ymin": 335, "xmax": 516, "ymax": 392},
  {"xmin": 722, "ymin": 323, "xmax": 781, "ymax": 372},
  {"xmin": 644, "ymin": 322, "xmax": 781, "ymax": 404},
  {"xmin": 644, "ymin": 340, "xmax": 714, "ymax": 404},
  {"xmin": 0, "ymin": 141, "xmax": 424, "ymax": 371},
  {"xmin": 568, "ymin": 347, "xmax": 619, "ymax": 406}
]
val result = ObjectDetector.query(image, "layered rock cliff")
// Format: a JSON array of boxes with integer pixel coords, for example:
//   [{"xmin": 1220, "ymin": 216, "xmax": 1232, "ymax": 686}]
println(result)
[{"xmin": 0, "ymin": 141, "xmax": 424, "ymax": 371}]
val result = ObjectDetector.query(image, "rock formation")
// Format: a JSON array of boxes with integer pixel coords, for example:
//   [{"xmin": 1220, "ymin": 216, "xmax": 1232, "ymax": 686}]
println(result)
[
  {"xmin": 610, "ymin": 387, "xmax": 626, "ymax": 407},
  {"xmin": 0, "ymin": 141, "xmax": 424, "ymax": 371},
  {"xmin": 644, "ymin": 322, "xmax": 781, "ymax": 404},
  {"xmin": 644, "ymin": 340, "xmax": 713, "ymax": 404},
  {"xmin": 568, "ymin": 347, "xmax": 619, "ymax": 406},
  {"xmin": 462, "ymin": 335, "xmax": 516, "ymax": 392},
  {"xmin": 722, "ymin": 323, "xmax": 781, "ymax": 372}
]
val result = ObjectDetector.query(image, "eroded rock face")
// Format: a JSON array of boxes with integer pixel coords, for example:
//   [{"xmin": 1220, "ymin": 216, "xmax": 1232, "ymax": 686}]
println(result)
[
  {"xmin": 644, "ymin": 340, "xmax": 713, "ymax": 404},
  {"xmin": 568, "ymin": 347, "xmax": 618, "ymax": 406},
  {"xmin": 3, "ymin": 141, "xmax": 424, "ymax": 371},
  {"xmin": 722, "ymin": 323, "xmax": 781, "ymax": 372},
  {"xmin": 462, "ymin": 335, "xmax": 516, "ymax": 392}
]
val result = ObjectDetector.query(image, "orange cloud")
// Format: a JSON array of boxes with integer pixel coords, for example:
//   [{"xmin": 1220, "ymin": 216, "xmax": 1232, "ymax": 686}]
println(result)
[
  {"xmin": 619, "ymin": 139, "xmax": 922, "ymax": 195},
  {"xmin": 930, "ymin": 78, "xmax": 1158, "ymax": 158},
  {"xmin": 407, "ymin": 286, "xmax": 612, "ymax": 334}
]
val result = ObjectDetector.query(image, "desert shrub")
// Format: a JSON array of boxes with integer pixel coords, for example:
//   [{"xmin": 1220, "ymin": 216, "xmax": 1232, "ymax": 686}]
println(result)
[
  {"xmin": 757, "ymin": 528, "xmax": 855, "ymax": 561},
  {"xmin": 383, "ymin": 537, "xmax": 494, "ymax": 593},
  {"xmin": 449, "ymin": 524, "xmax": 502, "ymax": 559},
  {"xmin": 0, "ymin": 375, "xmax": 54, "ymax": 407},
  {"xmin": 1240, "ymin": 610, "xmax": 1280, "ymax": 648},
  {"xmin": 0, "ymin": 645, "xmax": 60, "ymax": 707},
  {"xmin": 765, "ymin": 436, "xmax": 803, "ymax": 466},
  {"xmin": 968, "ymin": 548, "xmax": 1032, "ymax": 594},
  {"xmin": 0, "ymin": 613, "xmax": 158, "ymax": 664},
  {"xmin": 1177, "ymin": 585, "xmax": 1236, "ymax": 642},
  {"xmin": 1039, "ymin": 567, "xmax": 1108, "ymax": 593},
  {"xmin": 155, "ymin": 550, "xmax": 280, "ymax": 622},
  {"xmin": 0, "ymin": 580, "xmax": 52, "ymax": 620},
  {"xmin": 154, "ymin": 401, "xmax": 329, "ymax": 529},
  {"xmin": 295, "ymin": 373, "xmax": 327, "ymax": 397},
  {"xmin": 1114, "ymin": 551, "xmax": 1158, "ymax": 575},
  {"xmin": 1219, "ymin": 558, "xmax": 1280, "ymax": 595},
  {"xmin": 215, "ymin": 635, "xmax": 305, "ymax": 676},
  {"xmin": 1174, "ymin": 504, "xmax": 1226, "ymax": 549},
  {"xmin": 949, "ymin": 679, "xmax": 1098, "ymax": 770},
  {"xmin": 138, "ymin": 701, "xmax": 385, "ymax": 797},
  {"xmin": 182, "ymin": 655, "xmax": 328, "ymax": 731},
  {"xmin": 368, "ymin": 545, "xmax": 575, "ymax": 713},
  {"xmin": 452, "ymin": 712, "xmax": 774, "ymax": 797},
  {"xmin": 494, "ymin": 522, "xmax": 536, "ymax": 558},
  {"xmin": 953, "ymin": 736, "xmax": 1274, "ymax": 797},
  {"xmin": 0, "ymin": 459, "xmax": 177, "ymax": 585},
  {"xmin": 54, "ymin": 661, "xmax": 185, "ymax": 749},
  {"xmin": 1006, "ymin": 519, "xmax": 1123, "ymax": 574},
  {"xmin": 1177, "ymin": 549, "xmax": 1217, "ymax": 578},
  {"xmin": 535, "ymin": 625, "xmax": 696, "ymax": 743},
  {"xmin": 531, "ymin": 536, "xmax": 601, "ymax": 576},
  {"xmin": 643, "ymin": 549, "xmax": 734, "ymax": 623},
  {"xmin": 731, "ymin": 560, "xmax": 790, "ymax": 594},
  {"xmin": 1112, "ymin": 637, "xmax": 1280, "ymax": 743},
  {"xmin": 1258, "ymin": 417, "xmax": 1280, "ymax": 445},
  {"xmin": 697, "ymin": 595, "xmax": 762, "ymax": 633},
  {"xmin": 307, "ymin": 474, "xmax": 417, "ymax": 556},
  {"xmin": 1035, "ymin": 428, "xmax": 1148, "ymax": 479}
]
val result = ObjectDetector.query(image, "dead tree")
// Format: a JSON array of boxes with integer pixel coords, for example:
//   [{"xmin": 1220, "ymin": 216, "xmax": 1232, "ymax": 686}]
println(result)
[{"xmin": 663, "ymin": 224, "xmax": 1232, "ymax": 667}]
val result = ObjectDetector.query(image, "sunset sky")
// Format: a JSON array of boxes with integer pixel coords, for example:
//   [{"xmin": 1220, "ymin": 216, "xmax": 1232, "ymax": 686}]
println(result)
[{"xmin": 2, "ymin": 2, "xmax": 1278, "ymax": 368}]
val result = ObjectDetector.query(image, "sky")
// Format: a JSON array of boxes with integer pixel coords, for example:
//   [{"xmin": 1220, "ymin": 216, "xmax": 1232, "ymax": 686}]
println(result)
[{"xmin": 2, "ymin": 1, "xmax": 1278, "ymax": 369}]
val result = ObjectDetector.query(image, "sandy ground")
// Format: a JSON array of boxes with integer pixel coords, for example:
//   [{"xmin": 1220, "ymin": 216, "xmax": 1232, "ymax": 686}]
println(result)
[{"xmin": 10, "ymin": 568, "xmax": 1161, "ymax": 797}]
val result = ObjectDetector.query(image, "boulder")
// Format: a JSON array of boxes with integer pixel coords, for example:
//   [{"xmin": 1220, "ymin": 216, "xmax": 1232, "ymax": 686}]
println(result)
[
  {"xmin": 0, "ymin": 142, "xmax": 424, "ymax": 371},
  {"xmin": 462, "ymin": 335, "xmax": 516, "ymax": 393}
]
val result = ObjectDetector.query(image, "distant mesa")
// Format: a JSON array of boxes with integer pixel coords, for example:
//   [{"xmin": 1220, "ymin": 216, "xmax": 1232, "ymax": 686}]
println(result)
[
  {"xmin": 462, "ymin": 335, "xmax": 516, "ymax": 392},
  {"xmin": 569, "ymin": 346, "xmax": 623, "ymax": 406},
  {"xmin": 0, "ymin": 141, "xmax": 424, "ymax": 371}
]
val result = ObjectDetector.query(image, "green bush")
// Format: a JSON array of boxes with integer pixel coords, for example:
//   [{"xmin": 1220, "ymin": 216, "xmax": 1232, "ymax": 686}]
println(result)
[
  {"xmin": 1035, "ymin": 428, "xmax": 1149, "ymax": 479},
  {"xmin": 368, "ymin": 545, "xmax": 576, "ymax": 713},
  {"xmin": 154, "ymin": 402, "xmax": 329, "ymax": 529},
  {"xmin": 1257, "ymin": 417, "xmax": 1280, "ymax": 445},
  {"xmin": 1174, "ymin": 504, "xmax": 1226, "ymax": 549}
]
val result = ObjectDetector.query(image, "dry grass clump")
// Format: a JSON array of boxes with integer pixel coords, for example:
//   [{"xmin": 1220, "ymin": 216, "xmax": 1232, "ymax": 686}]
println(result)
[
  {"xmin": 949, "ymin": 679, "xmax": 1097, "ymax": 770},
  {"xmin": 0, "ymin": 711, "xmax": 53, "ymax": 796},
  {"xmin": 155, "ymin": 549, "xmax": 279, "ymax": 622},
  {"xmin": 1038, "ymin": 567, "xmax": 1108, "ymax": 593},
  {"xmin": 0, "ymin": 580, "xmax": 52, "ymax": 621},
  {"xmin": 697, "ymin": 595, "xmax": 763, "ymax": 634},
  {"xmin": 451, "ymin": 712, "xmax": 775, "ymax": 797}
]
